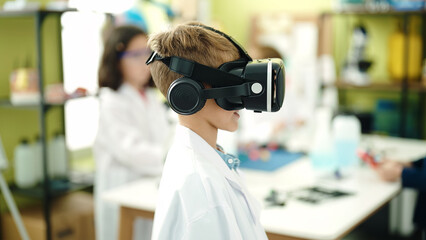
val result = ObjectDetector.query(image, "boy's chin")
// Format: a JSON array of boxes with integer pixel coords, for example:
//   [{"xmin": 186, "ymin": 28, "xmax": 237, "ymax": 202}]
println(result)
[{"xmin": 220, "ymin": 124, "xmax": 238, "ymax": 132}]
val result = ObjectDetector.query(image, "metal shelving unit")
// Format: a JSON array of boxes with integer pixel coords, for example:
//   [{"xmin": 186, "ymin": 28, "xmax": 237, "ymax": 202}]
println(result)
[
  {"xmin": 0, "ymin": 8, "xmax": 91, "ymax": 240},
  {"xmin": 322, "ymin": 9, "xmax": 426, "ymax": 139}
]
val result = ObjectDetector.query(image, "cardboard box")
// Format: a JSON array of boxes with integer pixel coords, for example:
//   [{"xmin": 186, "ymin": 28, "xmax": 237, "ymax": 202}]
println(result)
[{"xmin": 1, "ymin": 192, "xmax": 95, "ymax": 240}]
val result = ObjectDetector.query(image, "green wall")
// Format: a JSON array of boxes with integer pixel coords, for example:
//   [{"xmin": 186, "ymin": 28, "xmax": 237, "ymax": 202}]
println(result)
[{"xmin": 211, "ymin": 0, "xmax": 333, "ymax": 47}]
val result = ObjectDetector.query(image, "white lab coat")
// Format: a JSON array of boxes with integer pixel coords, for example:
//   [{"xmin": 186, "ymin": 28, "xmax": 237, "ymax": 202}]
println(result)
[
  {"xmin": 152, "ymin": 125, "xmax": 268, "ymax": 240},
  {"xmin": 94, "ymin": 83, "xmax": 171, "ymax": 240}
]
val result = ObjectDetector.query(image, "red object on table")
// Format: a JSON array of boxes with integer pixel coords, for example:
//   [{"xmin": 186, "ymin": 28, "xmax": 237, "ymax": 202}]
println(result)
[{"xmin": 357, "ymin": 150, "xmax": 378, "ymax": 169}]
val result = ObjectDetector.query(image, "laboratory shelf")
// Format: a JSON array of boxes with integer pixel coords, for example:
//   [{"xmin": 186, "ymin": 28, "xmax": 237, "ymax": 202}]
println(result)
[
  {"xmin": 321, "ymin": 8, "xmax": 426, "ymax": 139},
  {"xmin": 0, "ymin": 9, "xmax": 85, "ymax": 240},
  {"xmin": 0, "ymin": 98, "xmax": 40, "ymax": 110},
  {"xmin": 323, "ymin": 9, "xmax": 426, "ymax": 16},
  {"xmin": 0, "ymin": 9, "xmax": 76, "ymax": 17},
  {"xmin": 0, "ymin": 96, "xmax": 95, "ymax": 110},
  {"xmin": 10, "ymin": 179, "xmax": 93, "ymax": 199},
  {"xmin": 335, "ymin": 81, "xmax": 426, "ymax": 92}
]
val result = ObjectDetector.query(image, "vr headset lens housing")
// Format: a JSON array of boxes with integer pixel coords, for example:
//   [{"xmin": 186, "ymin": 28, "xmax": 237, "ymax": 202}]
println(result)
[
  {"xmin": 218, "ymin": 58, "xmax": 285, "ymax": 112},
  {"xmin": 146, "ymin": 26, "xmax": 285, "ymax": 115}
]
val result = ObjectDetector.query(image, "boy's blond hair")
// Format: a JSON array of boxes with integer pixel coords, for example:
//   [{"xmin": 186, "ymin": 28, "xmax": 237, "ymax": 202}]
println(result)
[{"xmin": 148, "ymin": 22, "xmax": 240, "ymax": 97}]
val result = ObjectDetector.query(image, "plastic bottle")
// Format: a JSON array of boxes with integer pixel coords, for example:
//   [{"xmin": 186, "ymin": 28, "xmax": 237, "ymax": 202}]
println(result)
[
  {"xmin": 47, "ymin": 137, "xmax": 56, "ymax": 178},
  {"xmin": 332, "ymin": 114, "xmax": 361, "ymax": 173},
  {"xmin": 388, "ymin": 20, "xmax": 423, "ymax": 81},
  {"xmin": 14, "ymin": 139, "xmax": 37, "ymax": 188},
  {"xmin": 309, "ymin": 107, "xmax": 336, "ymax": 172},
  {"xmin": 50, "ymin": 134, "xmax": 68, "ymax": 179},
  {"xmin": 33, "ymin": 136, "xmax": 43, "ymax": 183}
]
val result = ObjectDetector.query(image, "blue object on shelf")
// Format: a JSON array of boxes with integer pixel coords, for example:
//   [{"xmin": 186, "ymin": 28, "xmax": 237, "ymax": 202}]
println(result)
[
  {"xmin": 374, "ymin": 98, "xmax": 420, "ymax": 138},
  {"xmin": 238, "ymin": 150, "xmax": 303, "ymax": 172},
  {"xmin": 123, "ymin": 8, "xmax": 149, "ymax": 32},
  {"xmin": 374, "ymin": 99, "xmax": 399, "ymax": 136},
  {"xmin": 389, "ymin": 0, "xmax": 425, "ymax": 11}
]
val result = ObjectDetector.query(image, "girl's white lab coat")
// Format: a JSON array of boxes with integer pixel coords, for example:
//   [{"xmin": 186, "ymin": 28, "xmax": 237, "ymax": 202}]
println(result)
[
  {"xmin": 152, "ymin": 125, "xmax": 268, "ymax": 240},
  {"xmin": 94, "ymin": 83, "xmax": 170, "ymax": 240}
]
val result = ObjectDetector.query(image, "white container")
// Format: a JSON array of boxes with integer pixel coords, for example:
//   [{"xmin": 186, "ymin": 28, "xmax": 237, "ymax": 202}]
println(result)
[
  {"xmin": 332, "ymin": 114, "xmax": 361, "ymax": 171},
  {"xmin": 309, "ymin": 107, "xmax": 337, "ymax": 172},
  {"xmin": 47, "ymin": 139, "xmax": 56, "ymax": 178},
  {"xmin": 0, "ymin": 136, "xmax": 8, "ymax": 170},
  {"xmin": 14, "ymin": 140, "xmax": 37, "ymax": 188},
  {"xmin": 49, "ymin": 134, "xmax": 68, "ymax": 178},
  {"xmin": 33, "ymin": 137, "xmax": 43, "ymax": 183}
]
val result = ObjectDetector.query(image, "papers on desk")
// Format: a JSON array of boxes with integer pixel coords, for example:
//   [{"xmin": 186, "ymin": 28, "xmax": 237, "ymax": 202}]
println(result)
[
  {"xmin": 265, "ymin": 186, "xmax": 354, "ymax": 207},
  {"xmin": 288, "ymin": 186, "xmax": 354, "ymax": 204}
]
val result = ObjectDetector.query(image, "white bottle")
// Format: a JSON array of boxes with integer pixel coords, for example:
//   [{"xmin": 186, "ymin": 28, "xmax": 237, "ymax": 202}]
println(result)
[
  {"xmin": 14, "ymin": 140, "xmax": 37, "ymax": 188},
  {"xmin": 51, "ymin": 134, "xmax": 68, "ymax": 179},
  {"xmin": 33, "ymin": 136, "xmax": 43, "ymax": 183},
  {"xmin": 332, "ymin": 114, "xmax": 361, "ymax": 173},
  {"xmin": 47, "ymin": 138, "xmax": 56, "ymax": 178},
  {"xmin": 309, "ymin": 107, "xmax": 336, "ymax": 172}
]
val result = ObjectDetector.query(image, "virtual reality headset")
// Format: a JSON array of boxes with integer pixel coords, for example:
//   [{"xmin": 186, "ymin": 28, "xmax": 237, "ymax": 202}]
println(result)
[{"xmin": 146, "ymin": 25, "xmax": 285, "ymax": 115}]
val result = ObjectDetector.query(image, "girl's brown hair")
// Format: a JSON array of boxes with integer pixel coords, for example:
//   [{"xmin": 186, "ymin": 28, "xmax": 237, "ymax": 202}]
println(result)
[{"xmin": 98, "ymin": 25, "xmax": 148, "ymax": 91}]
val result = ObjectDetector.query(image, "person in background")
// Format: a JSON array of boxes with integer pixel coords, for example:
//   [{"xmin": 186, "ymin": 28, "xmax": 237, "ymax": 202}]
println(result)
[
  {"xmin": 239, "ymin": 45, "xmax": 286, "ymax": 144},
  {"xmin": 376, "ymin": 157, "xmax": 426, "ymax": 240},
  {"xmin": 241, "ymin": 45, "xmax": 306, "ymax": 146},
  {"xmin": 94, "ymin": 25, "xmax": 171, "ymax": 240}
]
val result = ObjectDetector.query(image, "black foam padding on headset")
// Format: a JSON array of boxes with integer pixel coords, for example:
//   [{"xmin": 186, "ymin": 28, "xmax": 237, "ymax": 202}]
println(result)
[{"xmin": 167, "ymin": 78, "xmax": 206, "ymax": 115}]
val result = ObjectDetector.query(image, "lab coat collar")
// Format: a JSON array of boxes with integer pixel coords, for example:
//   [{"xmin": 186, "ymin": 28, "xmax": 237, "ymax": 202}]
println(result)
[
  {"xmin": 174, "ymin": 124, "xmax": 261, "ymax": 224},
  {"xmin": 174, "ymin": 124, "xmax": 237, "ymax": 180},
  {"xmin": 215, "ymin": 147, "xmax": 240, "ymax": 171}
]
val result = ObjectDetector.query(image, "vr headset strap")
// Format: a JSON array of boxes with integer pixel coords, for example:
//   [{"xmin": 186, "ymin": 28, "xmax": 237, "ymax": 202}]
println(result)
[
  {"xmin": 188, "ymin": 24, "xmax": 253, "ymax": 62},
  {"xmin": 202, "ymin": 83, "xmax": 251, "ymax": 99},
  {"xmin": 147, "ymin": 52, "xmax": 245, "ymax": 87}
]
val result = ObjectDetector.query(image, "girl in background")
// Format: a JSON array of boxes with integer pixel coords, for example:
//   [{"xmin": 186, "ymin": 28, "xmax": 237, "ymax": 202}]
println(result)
[{"xmin": 94, "ymin": 25, "xmax": 171, "ymax": 240}]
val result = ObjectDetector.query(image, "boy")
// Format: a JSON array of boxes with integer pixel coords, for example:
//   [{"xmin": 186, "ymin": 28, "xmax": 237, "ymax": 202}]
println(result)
[{"xmin": 147, "ymin": 23, "xmax": 269, "ymax": 239}]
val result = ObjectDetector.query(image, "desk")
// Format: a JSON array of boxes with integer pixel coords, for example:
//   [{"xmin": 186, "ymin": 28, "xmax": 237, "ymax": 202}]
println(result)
[
  {"xmin": 244, "ymin": 158, "xmax": 400, "ymax": 239},
  {"xmin": 361, "ymin": 135, "xmax": 426, "ymax": 163},
  {"xmin": 103, "ymin": 157, "xmax": 401, "ymax": 240}
]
